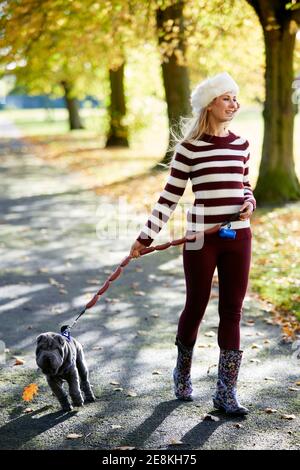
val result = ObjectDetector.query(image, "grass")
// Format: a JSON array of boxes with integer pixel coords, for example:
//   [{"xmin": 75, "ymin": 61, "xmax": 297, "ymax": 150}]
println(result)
[{"xmin": 2, "ymin": 107, "xmax": 300, "ymax": 332}]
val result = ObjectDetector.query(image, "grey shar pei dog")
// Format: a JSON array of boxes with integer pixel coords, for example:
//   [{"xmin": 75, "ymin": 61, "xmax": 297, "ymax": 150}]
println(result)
[{"xmin": 36, "ymin": 332, "xmax": 95, "ymax": 411}]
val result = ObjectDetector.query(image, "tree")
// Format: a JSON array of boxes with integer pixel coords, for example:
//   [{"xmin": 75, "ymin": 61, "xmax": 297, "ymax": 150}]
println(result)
[
  {"xmin": 246, "ymin": 0, "xmax": 300, "ymax": 204},
  {"xmin": 154, "ymin": 0, "xmax": 191, "ymax": 167},
  {"xmin": 106, "ymin": 62, "xmax": 129, "ymax": 147},
  {"xmin": 61, "ymin": 80, "xmax": 84, "ymax": 130}
]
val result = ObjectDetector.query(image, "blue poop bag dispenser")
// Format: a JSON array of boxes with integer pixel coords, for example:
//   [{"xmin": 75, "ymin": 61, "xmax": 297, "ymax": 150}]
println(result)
[
  {"xmin": 218, "ymin": 207, "xmax": 248, "ymax": 239},
  {"xmin": 219, "ymin": 222, "xmax": 236, "ymax": 239}
]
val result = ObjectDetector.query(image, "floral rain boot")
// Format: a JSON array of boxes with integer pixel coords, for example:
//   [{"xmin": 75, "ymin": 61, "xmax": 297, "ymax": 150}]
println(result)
[
  {"xmin": 213, "ymin": 349, "xmax": 249, "ymax": 416},
  {"xmin": 173, "ymin": 336, "xmax": 194, "ymax": 401}
]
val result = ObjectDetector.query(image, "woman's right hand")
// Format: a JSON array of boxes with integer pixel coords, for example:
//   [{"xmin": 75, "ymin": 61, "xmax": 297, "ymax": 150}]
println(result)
[{"xmin": 129, "ymin": 240, "xmax": 146, "ymax": 258}]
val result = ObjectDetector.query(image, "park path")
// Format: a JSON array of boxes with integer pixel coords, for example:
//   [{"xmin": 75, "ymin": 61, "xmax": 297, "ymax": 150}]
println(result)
[{"xmin": 0, "ymin": 116, "xmax": 299, "ymax": 450}]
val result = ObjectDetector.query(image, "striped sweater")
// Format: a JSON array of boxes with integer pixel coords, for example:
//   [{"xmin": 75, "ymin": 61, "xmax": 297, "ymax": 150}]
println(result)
[{"xmin": 137, "ymin": 131, "xmax": 256, "ymax": 247}]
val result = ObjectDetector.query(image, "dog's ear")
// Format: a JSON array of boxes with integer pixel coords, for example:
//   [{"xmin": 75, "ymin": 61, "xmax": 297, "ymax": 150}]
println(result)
[
  {"xmin": 36, "ymin": 333, "xmax": 47, "ymax": 344},
  {"xmin": 57, "ymin": 335, "xmax": 66, "ymax": 346}
]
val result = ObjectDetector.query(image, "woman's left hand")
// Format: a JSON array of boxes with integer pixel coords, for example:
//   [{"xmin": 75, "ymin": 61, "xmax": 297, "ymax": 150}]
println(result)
[{"xmin": 239, "ymin": 201, "xmax": 254, "ymax": 220}]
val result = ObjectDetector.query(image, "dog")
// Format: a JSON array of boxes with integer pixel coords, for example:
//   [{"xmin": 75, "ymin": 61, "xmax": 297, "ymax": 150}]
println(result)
[{"xmin": 35, "ymin": 332, "xmax": 95, "ymax": 411}]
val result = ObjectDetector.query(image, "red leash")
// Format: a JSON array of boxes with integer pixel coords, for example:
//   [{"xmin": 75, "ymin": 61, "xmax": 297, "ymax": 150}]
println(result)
[{"xmin": 61, "ymin": 210, "xmax": 244, "ymax": 337}]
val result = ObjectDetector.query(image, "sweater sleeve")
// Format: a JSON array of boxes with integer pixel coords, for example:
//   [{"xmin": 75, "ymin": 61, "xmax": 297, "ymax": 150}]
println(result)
[
  {"xmin": 243, "ymin": 148, "xmax": 256, "ymax": 211},
  {"xmin": 136, "ymin": 146, "xmax": 190, "ymax": 247}
]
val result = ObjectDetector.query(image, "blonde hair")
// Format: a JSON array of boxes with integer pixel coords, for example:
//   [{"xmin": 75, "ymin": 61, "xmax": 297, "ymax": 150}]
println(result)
[{"xmin": 163, "ymin": 98, "xmax": 230, "ymax": 169}]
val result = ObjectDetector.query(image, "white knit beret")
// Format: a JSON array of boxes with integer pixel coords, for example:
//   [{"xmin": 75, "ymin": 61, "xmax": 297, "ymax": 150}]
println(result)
[{"xmin": 190, "ymin": 72, "xmax": 239, "ymax": 115}]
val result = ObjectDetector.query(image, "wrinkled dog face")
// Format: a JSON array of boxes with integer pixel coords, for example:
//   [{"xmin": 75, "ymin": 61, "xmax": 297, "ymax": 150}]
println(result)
[{"xmin": 36, "ymin": 332, "xmax": 66, "ymax": 375}]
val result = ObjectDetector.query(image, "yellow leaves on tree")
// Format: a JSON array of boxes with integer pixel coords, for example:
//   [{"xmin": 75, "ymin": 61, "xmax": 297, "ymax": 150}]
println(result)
[{"xmin": 22, "ymin": 383, "xmax": 38, "ymax": 402}]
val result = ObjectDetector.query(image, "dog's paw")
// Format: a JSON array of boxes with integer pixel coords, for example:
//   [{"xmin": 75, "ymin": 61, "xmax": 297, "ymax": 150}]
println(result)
[
  {"xmin": 72, "ymin": 399, "xmax": 84, "ymax": 407},
  {"xmin": 84, "ymin": 394, "xmax": 96, "ymax": 403},
  {"xmin": 62, "ymin": 403, "xmax": 73, "ymax": 412}
]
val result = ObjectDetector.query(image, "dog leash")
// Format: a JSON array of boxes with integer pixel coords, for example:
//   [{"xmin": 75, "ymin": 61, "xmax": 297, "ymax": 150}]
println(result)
[{"xmin": 61, "ymin": 210, "xmax": 245, "ymax": 338}]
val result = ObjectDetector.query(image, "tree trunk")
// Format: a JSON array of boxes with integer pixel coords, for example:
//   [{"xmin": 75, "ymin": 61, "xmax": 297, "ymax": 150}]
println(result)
[
  {"xmin": 61, "ymin": 81, "xmax": 84, "ymax": 130},
  {"xmin": 155, "ymin": 1, "xmax": 191, "ymax": 169},
  {"xmin": 246, "ymin": 0, "xmax": 300, "ymax": 205},
  {"xmin": 106, "ymin": 63, "xmax": 129, "ymax": 147},
  {"xmin": 254, "ymin": 21, "xmax": 300, "ymax": 204}
]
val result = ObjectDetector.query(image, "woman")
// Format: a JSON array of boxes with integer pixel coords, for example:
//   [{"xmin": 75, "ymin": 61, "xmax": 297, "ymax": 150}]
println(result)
[{"xmin": 129, "ymin": 72, "xmax": 256, "ymax": 416}]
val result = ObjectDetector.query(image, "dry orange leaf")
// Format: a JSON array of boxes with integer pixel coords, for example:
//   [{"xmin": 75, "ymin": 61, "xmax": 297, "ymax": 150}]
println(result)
[
  {"xmin": 264, "ymin": 408, "xmax": 278, "ymax": 414},
  {"xmin": 22, "ymin": 383, "xmax": 38, "ymax": 402},
  {"xmin": 14, "ymin": 358, "xmax": 25, "ymax": 366}
]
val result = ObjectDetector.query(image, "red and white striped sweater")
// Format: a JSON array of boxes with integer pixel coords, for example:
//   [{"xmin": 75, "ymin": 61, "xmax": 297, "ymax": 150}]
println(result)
[{"xmin": 137, "ymin": 131, "xmax": 256, "ymax": 247}]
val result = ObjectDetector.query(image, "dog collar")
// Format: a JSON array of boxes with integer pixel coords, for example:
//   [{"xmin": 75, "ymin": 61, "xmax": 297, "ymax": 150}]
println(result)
[{"xmin": 60, "ymin": 329, "xmax": 71, "ymax": 342}]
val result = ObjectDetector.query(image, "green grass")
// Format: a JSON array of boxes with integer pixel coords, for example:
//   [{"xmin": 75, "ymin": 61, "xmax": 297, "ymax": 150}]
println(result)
[
  {"xmin": 250, "ymin": 203, "xmax": 300, "ymax": 323},
  {"xmin": 0, "ymin": 108, "xmax": 106, "ymax": 136}
]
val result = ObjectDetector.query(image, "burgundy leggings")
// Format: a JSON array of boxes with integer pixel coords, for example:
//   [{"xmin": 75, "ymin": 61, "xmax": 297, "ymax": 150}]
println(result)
[{"xmin": 177, "ymin": 228, "xmax": 252, "ymax": 350}]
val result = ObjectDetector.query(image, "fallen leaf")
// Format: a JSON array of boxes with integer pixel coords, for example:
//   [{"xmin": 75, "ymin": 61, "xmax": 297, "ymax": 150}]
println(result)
[
  {"xmin": 152, "ymin": 370, "xmax": 162, "ymax": 375},
  {"xmin": 251, "ymin": 343, "xmax": 261, "ymax": 349},
  {"xmin": 22, "ymin": 383, "xmax": 38, "ymax": 401},
  {"xmin": 263, "ymin": 339, "xmax": 271, "ymax": 344},
  {"xmin": 203, "ymin": 414, "xmax": 220, "ymax": 422},
  {"xmin": 197, "ymin": 343, "xmax": 208, "ymax": 348},
  {"xmin": 250, "ymin": 359, "xmax": 261, "ymax": 364},
  {"xmin": 131, "ymin": 282, "xmax": 140, "ymax": 289},
  {"xmin": 113, "ymin": 388, "xmax": 124, "ymax": 392},
  {"xmin": 295, "ymin": 381, "xmax": 300, "ymax": 386},
  {"xmin": 38, "ymin": 267, "xmax": 49, "ymax": 273},
  {"xmin": 234, "ymin": 423, "xmax": 244, "ymax": 428},
  {"xmin": 114, "ymin": 446, "xmax": 135, "ymax": 450},
  {"xmin": 136, "ymin": 330, "xmax": 147, "ymax": 336},
  {"xmin": 14, "ymin": 358, "xmax": 25, "ymax": 366},
  {"xmin": 264, "ymin": 408, "xmax": 278, "ymax": 414},
  {"xmin": 169, "ymin": 439, "xmax": 183, "ymax": 445},
  {"xmin": 24, "ymin": 408, "xmax": 34, "ymax": 413},
  {"xmin": 280, "ymin": 414, "xmax": 296, "ymax": 420},
  {"xmin": 264, "ymin": 377, "xmax": 276, "ymax": 381},
  {"xmin": 66, "ymin": 433, "xmax": 83, "ymax": 439},
  {"xmin": 110, "ymin": 381, "xmax": 120, "ymax": 386},
  {"xmin": 111, "ymin": 425, "xmax": 122, "ymax": 429},
  {"xmin": 134, "ymin": 291, "xmax": 146, "ymax": 296},
  {"xmin": 288, "ymin": 387, "xmax": 299, "ymax": 391},
  {"xmin": 151, "ymin": 314, "xmax": 160, "ymax": 318},
  {"xmin": 86, "ymin": 279, "xmax": 101, "ymax": 285},
  {"xmin": 126, "ymin": 391, "xmax": 137, "ymax": 397},
  {"xmin": 48, "ymin": 277, "xmax": 61, "ymax": 287},
  {"xmin": 244, "ymin": 320, "xmax": 255, "ymax": 326},
  {"xmin": 204, "ymin": 331, "xmax": 216, "ymax": 337}
]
